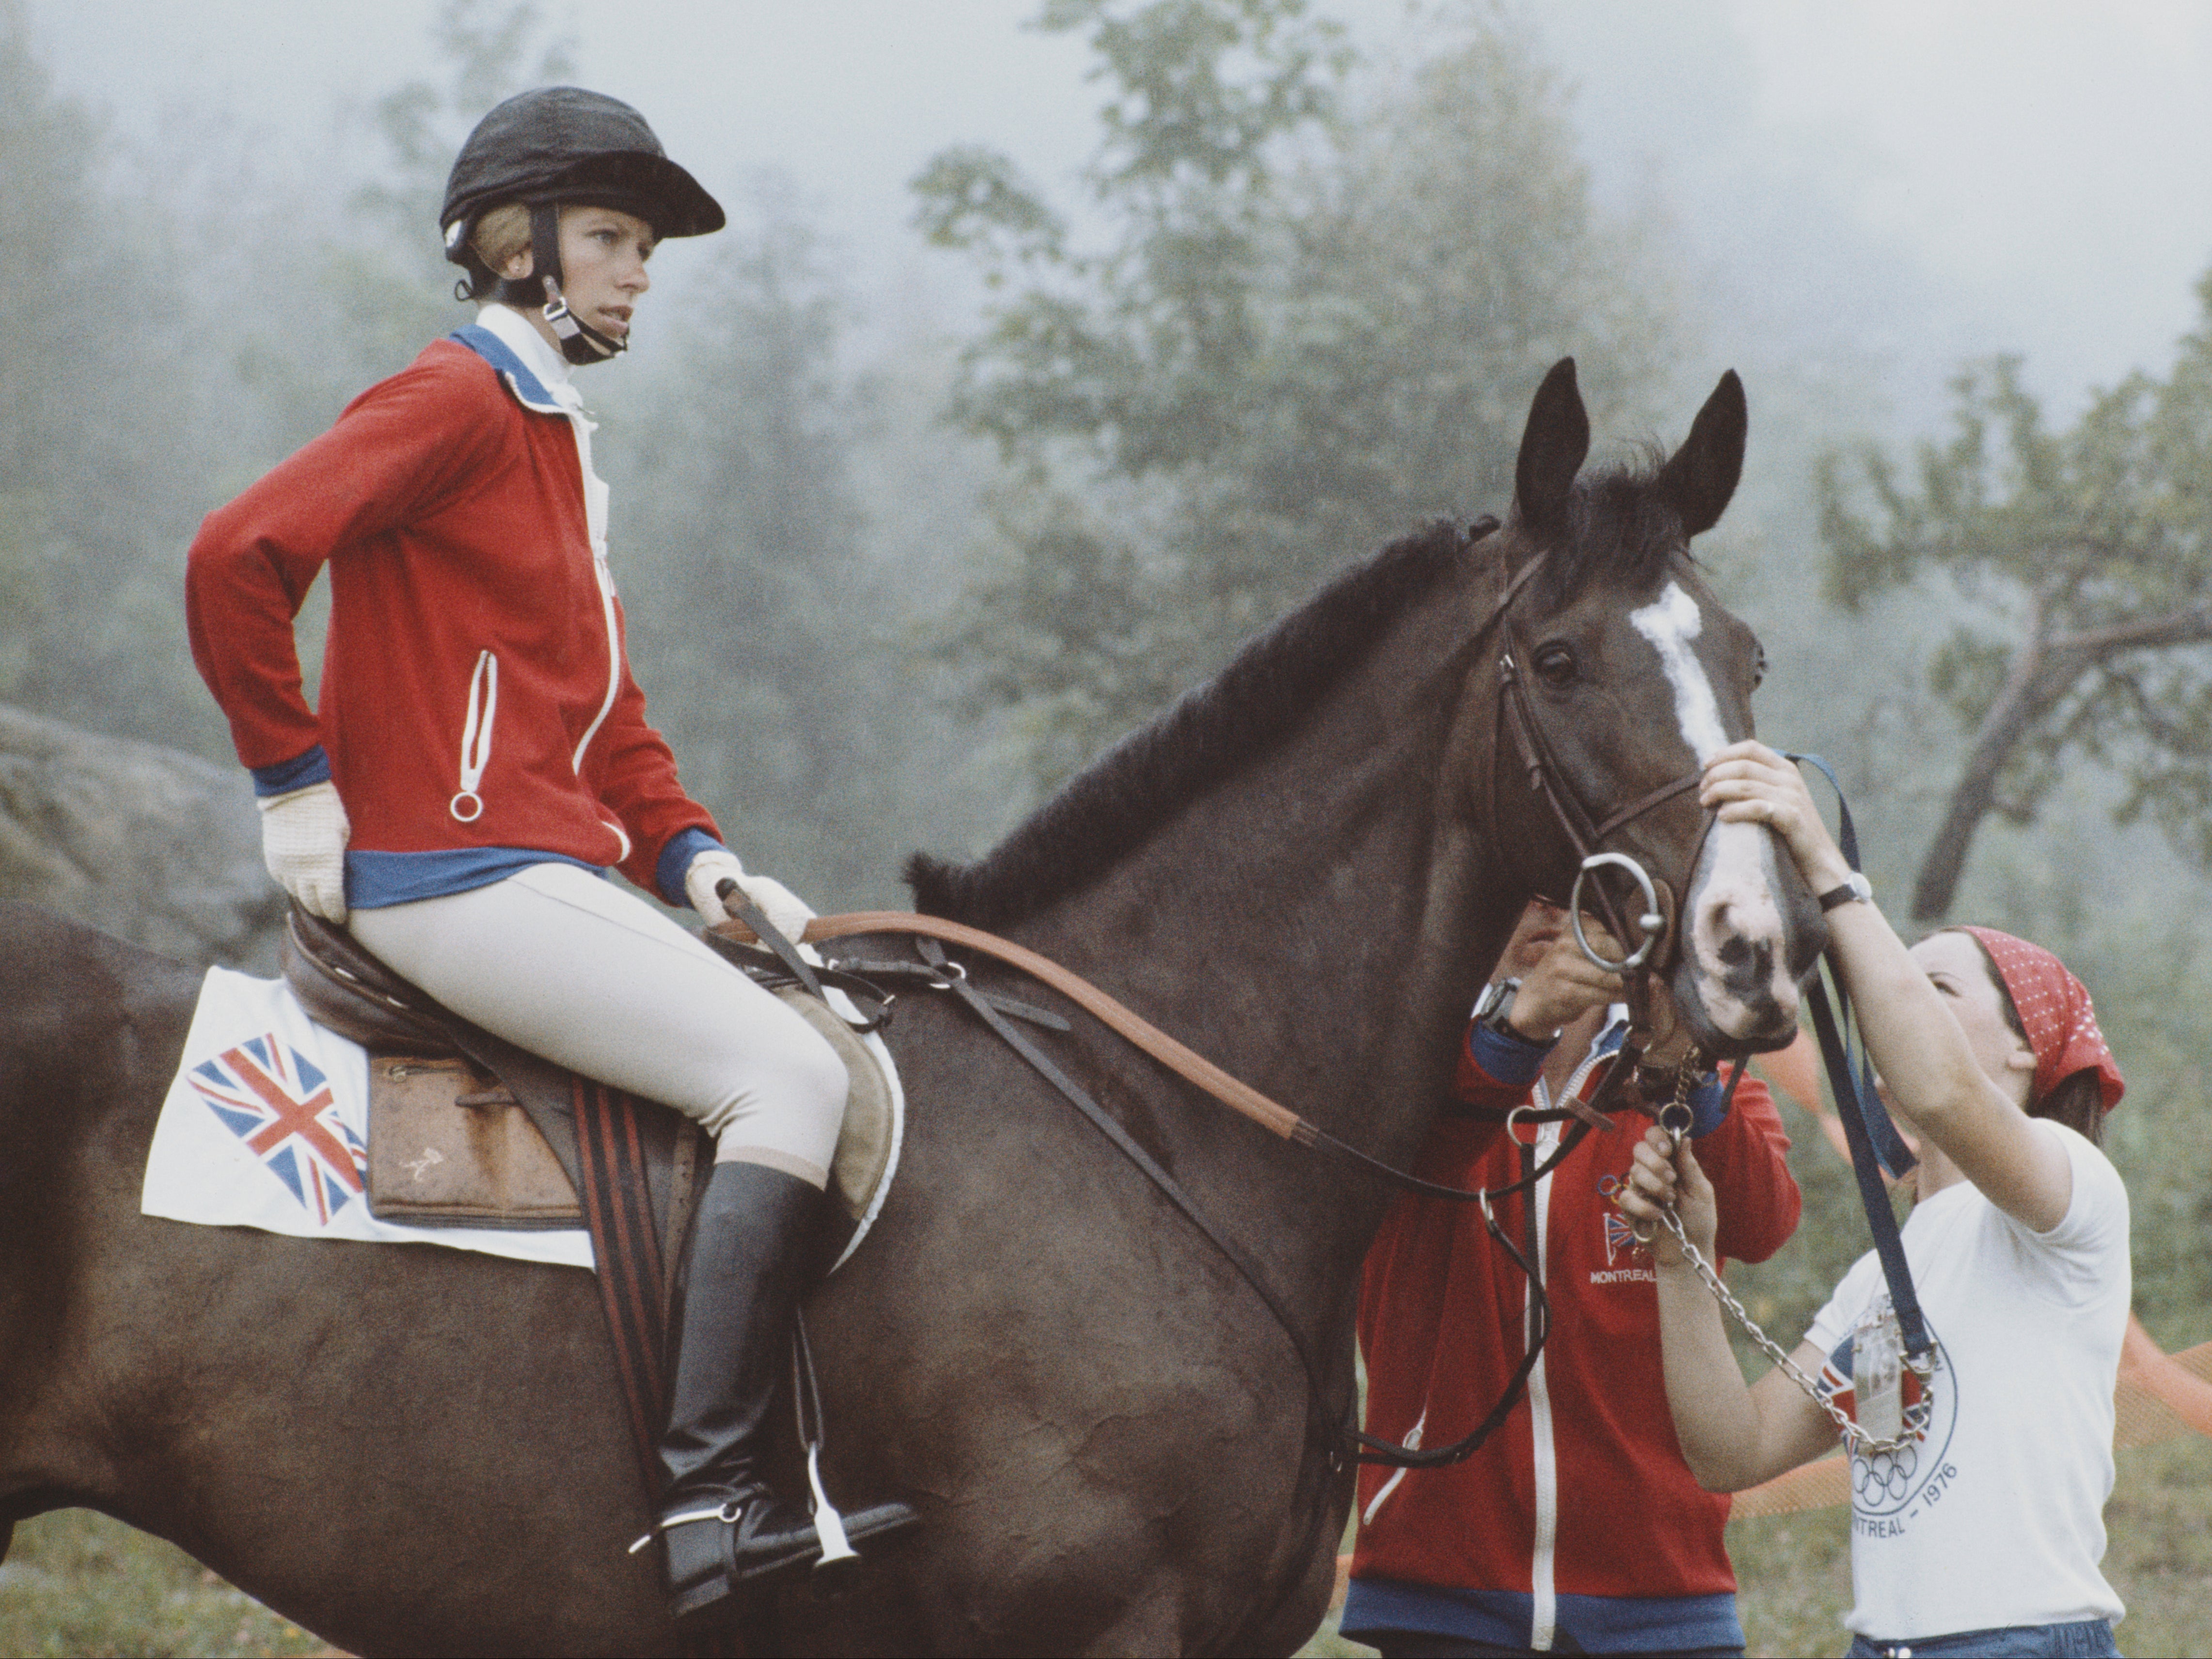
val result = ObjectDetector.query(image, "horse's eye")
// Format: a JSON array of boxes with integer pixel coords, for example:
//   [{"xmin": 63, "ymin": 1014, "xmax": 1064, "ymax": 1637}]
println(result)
[
  {"xmin": 1750, "ymin": 644, "xmax": 1768, "ymax": 692},
  {"xmin": 1533, "ymin": 644, "xmax": 1577, "ymax": 688}
]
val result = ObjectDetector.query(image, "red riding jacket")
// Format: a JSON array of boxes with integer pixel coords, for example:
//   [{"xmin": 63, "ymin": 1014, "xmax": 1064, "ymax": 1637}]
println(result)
[
  {"xmin": 186, "ymin": 326, "xmax": 717, "ymax": 905},
  {"xmin": 1346, "ymin": 1017, "xmax": 1801, "ymax": 1653}
]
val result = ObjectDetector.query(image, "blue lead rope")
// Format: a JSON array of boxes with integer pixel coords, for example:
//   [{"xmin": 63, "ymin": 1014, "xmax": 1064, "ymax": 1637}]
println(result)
[{"xmin": 1783, "ymin": 753, "xmax": 1933, "ymax": 1364}]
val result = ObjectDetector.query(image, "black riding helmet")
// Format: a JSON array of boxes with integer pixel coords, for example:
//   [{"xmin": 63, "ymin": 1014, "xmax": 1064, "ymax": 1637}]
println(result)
[{"xmin": 441, "ymin": 87, "xmax": 724, "ymax": 364}]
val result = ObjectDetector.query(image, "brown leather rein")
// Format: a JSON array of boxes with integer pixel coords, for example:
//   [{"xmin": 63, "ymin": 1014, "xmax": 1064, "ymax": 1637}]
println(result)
[
  {"xmin": 722, "ymin": 908, "xmax": 1321, "ymax": 1145},
  {"xmin": 711, "ymin": 531, "xmax": 1551, "ymax": 1145},
  {"xmin": 721, "ymin": 528, "xmax": 1715, "ymax": 1169}
]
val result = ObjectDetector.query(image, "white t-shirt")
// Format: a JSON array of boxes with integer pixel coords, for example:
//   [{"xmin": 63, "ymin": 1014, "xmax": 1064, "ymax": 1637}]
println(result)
[{"xmin": 1803, "ymin": 1121, "xmax": 2130, "ymax": 1640}]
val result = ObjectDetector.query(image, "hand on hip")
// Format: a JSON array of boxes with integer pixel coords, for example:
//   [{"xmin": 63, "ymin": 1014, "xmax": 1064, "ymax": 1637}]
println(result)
[{"xmin": 258, "ymin": 781, "xmax": 350, "ymax": 922}]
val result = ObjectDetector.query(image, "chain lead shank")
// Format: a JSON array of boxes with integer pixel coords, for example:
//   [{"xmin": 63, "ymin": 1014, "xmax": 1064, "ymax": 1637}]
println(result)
[
  {"xmin": 1656, "ymin": 1212, "xmax": 1928, "ymax": 1459},
  {"xmin": 1631, "ymin": 1049, "xmax": 1927, "ymax": 1458}
]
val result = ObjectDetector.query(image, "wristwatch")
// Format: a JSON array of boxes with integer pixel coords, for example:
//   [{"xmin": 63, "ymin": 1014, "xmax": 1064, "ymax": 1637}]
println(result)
[
  {"xmin": 1473, "ymin": 977, "xmax": 1523, "ymax": 1037},
  {"xmin": 1817, "ymin": 871, "xmax": 1874, "ymax": 911}
]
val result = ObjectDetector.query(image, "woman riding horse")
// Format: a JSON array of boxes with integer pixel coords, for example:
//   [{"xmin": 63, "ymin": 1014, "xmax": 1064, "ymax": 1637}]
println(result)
[{"xmin": 183, "ymin": 85, "xmax": 915, "ymax": 1621}]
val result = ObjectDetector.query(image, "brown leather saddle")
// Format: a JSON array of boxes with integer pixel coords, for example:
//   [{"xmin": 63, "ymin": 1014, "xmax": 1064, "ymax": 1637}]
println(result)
[
  {"xmin": 282, "ymin": 908, "xmax": 707, "ymax": 1259},
  {"xmin": 280, "ymin": 908, "xmax": 899, "ymax": 1280}
]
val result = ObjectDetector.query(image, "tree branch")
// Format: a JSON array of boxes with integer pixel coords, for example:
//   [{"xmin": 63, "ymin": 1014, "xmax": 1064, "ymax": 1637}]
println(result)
[
  {"xmin": 1913, "ymin": 590, "xmax": 2052, "ymax": 918},
  {"xmin": 1910, "ymin": 598, "xmax": 2212, "ymax": 917},
  {"xmin": 2045, "ymin": 603, "xmax": 2212, "ymax": 657}
]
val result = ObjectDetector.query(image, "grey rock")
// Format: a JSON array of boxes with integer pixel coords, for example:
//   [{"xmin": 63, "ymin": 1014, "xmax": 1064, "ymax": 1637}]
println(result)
[{"xmin": 0, "ymin": 704, "xmax": 282, "ymax": 967}]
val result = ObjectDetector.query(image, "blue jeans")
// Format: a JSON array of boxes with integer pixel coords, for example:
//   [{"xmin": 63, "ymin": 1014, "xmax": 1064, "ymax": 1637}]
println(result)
[{"xmin": 1846, "ymin": 1619, "xmax": 2119, "ymax": 1658}]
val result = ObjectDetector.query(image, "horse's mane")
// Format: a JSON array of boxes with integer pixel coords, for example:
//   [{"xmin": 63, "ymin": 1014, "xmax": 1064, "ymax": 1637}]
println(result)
[
  {"xmin": 905, "ymin": 518, "xmax": 1475, "ymax": 929},
  {"xmin": 909, "ymin": 461, "xmax": 1693, "ymax": 930}
]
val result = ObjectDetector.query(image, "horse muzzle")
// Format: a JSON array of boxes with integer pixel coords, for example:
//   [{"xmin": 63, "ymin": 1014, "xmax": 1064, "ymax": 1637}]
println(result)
[{"xmin": 1670, "ymin": 819, "xmax": 1828, "ymax": 1056}]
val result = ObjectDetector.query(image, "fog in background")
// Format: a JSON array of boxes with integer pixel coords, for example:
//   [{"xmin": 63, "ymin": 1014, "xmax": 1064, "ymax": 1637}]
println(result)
[
  {"xmin": 15, "ymin": 0, "xmax": 2212, "ymax": 883},
  {"xmin": 36, "ymin": 0, "xmax": 2212, "ymax": 404},
  {"xmin": 6, "ymin": 0, "xmax": 2212, "ymax": 1572}
]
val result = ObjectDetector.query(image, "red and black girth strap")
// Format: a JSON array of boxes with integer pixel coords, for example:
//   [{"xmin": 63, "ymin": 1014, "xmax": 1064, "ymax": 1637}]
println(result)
[
  {"xmin": 569, "ymin": 1082, "xmax": 744, "ymax": 1657},
  {"xmin": 570, "ymin": 1079, "xmax": 672, "ymax": 1475}
]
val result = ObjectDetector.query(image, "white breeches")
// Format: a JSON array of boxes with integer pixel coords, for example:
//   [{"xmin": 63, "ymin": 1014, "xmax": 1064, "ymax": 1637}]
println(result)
[{"xmin": 349, "ymin": 861, "xmax": 847, "ymax": 1188}]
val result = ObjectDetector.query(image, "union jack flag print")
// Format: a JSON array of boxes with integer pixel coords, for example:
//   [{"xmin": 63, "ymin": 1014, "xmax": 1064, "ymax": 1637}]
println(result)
[
  {"xmin": 1602, "ymin": 1209, "xmax": 1648, "ymax": 1266},
  {"xmin": 189, "ymin": 1034, "xmax": 366, "ymax": 1224},
  {"xmin": 1817, "ymin": 1332, "xmax": 1929, "ymax": 1432}
]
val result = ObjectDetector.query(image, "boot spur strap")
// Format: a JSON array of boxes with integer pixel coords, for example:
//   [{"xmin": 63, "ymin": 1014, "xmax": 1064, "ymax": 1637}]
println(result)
[{"xmin": 628, "ymin": 1504, "xmax": 742, "ymax": 1553}]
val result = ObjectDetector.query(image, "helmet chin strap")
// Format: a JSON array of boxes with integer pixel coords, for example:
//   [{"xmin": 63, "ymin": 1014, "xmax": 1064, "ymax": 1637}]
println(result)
[
  {"xmin": 538, "ymin": 275, "xmax": 624, "ymax": 365},
  {"xmin": 522, "ymin": 200, "xmax": 625, "ymax": 366}
]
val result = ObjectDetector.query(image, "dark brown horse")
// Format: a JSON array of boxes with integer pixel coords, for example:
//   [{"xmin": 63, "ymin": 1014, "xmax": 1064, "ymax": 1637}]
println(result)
[{"xmin": 0, "ymin": 360, "xmax": 1822, "ymax": 1656}]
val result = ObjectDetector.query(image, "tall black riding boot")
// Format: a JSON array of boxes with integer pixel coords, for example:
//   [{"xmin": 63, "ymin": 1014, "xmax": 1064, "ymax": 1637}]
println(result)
[{"xmin": 655, "ymin": 1160, "xmax": 917, "ymax": 1620}]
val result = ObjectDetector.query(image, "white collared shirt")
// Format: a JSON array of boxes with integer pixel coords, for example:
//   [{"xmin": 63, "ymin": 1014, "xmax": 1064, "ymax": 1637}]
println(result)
[{"xmin": 474, "ymin": 302, "xmax": 611, "ymax": 561}]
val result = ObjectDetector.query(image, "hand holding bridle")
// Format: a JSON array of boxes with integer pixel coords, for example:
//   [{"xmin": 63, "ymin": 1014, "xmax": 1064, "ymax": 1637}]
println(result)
[
  {"xmin": 1508, "ymin": 918, "xmax": 1626, "ymax": 1040},
  {"xmin": 1614, "ymin": 1124, "xmax": 1718, "ymax": 1263}
]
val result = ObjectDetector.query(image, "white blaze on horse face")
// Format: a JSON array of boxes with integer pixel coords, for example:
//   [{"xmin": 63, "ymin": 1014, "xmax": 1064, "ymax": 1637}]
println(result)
[
  {"xmin": 1631, "ymin": 582, "xmax": 1801, "ymax": 1041},
  {"xmin": 1629, "ymin": 583, "xmax": 1725, "ymax": 763}
]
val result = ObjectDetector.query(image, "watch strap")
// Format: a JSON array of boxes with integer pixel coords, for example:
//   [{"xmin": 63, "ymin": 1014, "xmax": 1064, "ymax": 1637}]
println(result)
[
  {"xmin": 1474, "ymin": 977, "xmax": 1520, "ymax": 1031},
  {"xmin": 1817, "ymin": 874, "xmax": 1871, "ymax": 911}
]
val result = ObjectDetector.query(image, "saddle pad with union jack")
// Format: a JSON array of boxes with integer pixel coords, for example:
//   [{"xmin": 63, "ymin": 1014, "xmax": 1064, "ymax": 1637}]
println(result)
[{"xmin": 142, "ymin": 966, "xmax": 593, "ymax": 1270}]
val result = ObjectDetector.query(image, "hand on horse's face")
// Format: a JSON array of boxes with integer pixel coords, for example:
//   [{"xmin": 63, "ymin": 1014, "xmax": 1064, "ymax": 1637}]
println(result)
[
  {"xmin": 1698, "ymin": 740, "xmax": 1853, "ymax": 896},
  {"xmin": 1508, "ymin": 911, "xmax": 1625, "ymax": 1041}
]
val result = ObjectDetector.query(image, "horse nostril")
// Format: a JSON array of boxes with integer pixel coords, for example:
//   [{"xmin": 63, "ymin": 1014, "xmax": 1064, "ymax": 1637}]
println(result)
[
  {"xmin": 1744, "ymin": 939, "xmax": 1773, "ymax": 989},
  {"xmin": 1716, "ymin": 934, "xmax": 1772, "ymax": 989}
]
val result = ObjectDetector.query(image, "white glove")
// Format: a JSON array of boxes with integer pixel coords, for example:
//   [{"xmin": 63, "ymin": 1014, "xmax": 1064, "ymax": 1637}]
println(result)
[
  {"xmin": 259, "ymin": 781, "xmax": 350, "ymax": 923},
  {"xmin": 684, "ymin": 849, "xmax": 817, "ymax": 942}
]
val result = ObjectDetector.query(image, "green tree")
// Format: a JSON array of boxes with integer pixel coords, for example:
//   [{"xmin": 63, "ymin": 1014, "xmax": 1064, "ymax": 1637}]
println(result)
[
  {"xmin": 0, "ymin": 0, "xmax": 579, "ymax": 755},
  {"xmin": 915, "ymin": 0, "xmax": 1677, "ymax": 786},
  {"xmin": 0, "ymin": 0, "xmax": 219, "ymax": 741},
  {"xmin": 1821, "ymin": 276, "xmax": 2212, "ymax": 919}
]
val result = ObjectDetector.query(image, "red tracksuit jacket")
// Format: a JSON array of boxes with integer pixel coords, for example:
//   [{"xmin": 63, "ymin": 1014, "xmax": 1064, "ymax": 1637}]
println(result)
[
  {"xmin": 186, "ymin": 332, "xmax": 716, "ymax": 898},
  {"xmin": 1350, "ymin": 1021, "xmax": 1800, "ymax": 1641}
]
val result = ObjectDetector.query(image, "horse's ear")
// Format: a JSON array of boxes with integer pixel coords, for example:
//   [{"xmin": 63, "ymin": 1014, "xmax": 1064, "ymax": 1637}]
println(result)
[
  {"xmin": 1512, "ymin": 357, "xmax": 1589, "ymax": 537},
  {"xmin": 1657, "ymin": 370, "xmax": 1747, "ymax": 539}
]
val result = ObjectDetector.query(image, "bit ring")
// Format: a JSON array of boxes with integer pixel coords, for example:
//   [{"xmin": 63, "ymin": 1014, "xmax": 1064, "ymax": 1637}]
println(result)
[{"xmin": 1568, "ymin": 851, "xmax": 1666, "ymax": 971}]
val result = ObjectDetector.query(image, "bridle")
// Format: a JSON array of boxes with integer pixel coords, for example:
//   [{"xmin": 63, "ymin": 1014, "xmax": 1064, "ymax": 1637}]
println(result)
[
  {"xmin": 1311, "ymin": 518, "xmax": 1738, "ymax": 1470},
  {"xmin": 1474, "ymin": 520, "xmax": 1719, "ymax": 1123}
]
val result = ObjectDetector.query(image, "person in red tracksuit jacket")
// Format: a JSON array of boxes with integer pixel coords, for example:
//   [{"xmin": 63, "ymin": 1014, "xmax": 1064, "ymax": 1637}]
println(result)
[
  {"xmin": 184, "ymin": 88, "xmax": 913, "ymax": 1620},
  {"xmin": 1345, "ymin": 900, "xmax": 1801, "ymax": 1658}
]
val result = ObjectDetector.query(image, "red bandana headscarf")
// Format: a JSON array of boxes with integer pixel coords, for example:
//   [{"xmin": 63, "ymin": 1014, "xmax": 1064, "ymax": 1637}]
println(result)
[{"xmin": 1955, "ymin": 926, "xmax": 2125, "ymax": 1111}]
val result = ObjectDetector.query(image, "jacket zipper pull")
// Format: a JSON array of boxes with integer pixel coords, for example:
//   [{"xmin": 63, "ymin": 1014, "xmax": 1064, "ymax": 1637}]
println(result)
[{"xmin": 451, "ymin": 650, "xmax": 497, "ymax": 822}]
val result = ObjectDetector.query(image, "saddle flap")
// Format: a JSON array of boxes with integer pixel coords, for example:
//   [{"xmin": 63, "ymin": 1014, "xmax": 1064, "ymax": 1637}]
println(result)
[
  {"xmin": 366, "ymin": 1055, "xmax": 583, "ymax": 1228},
  {"xmin": 768, "ymin": 986, "xmax": 897, "ymax": 1229}
]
